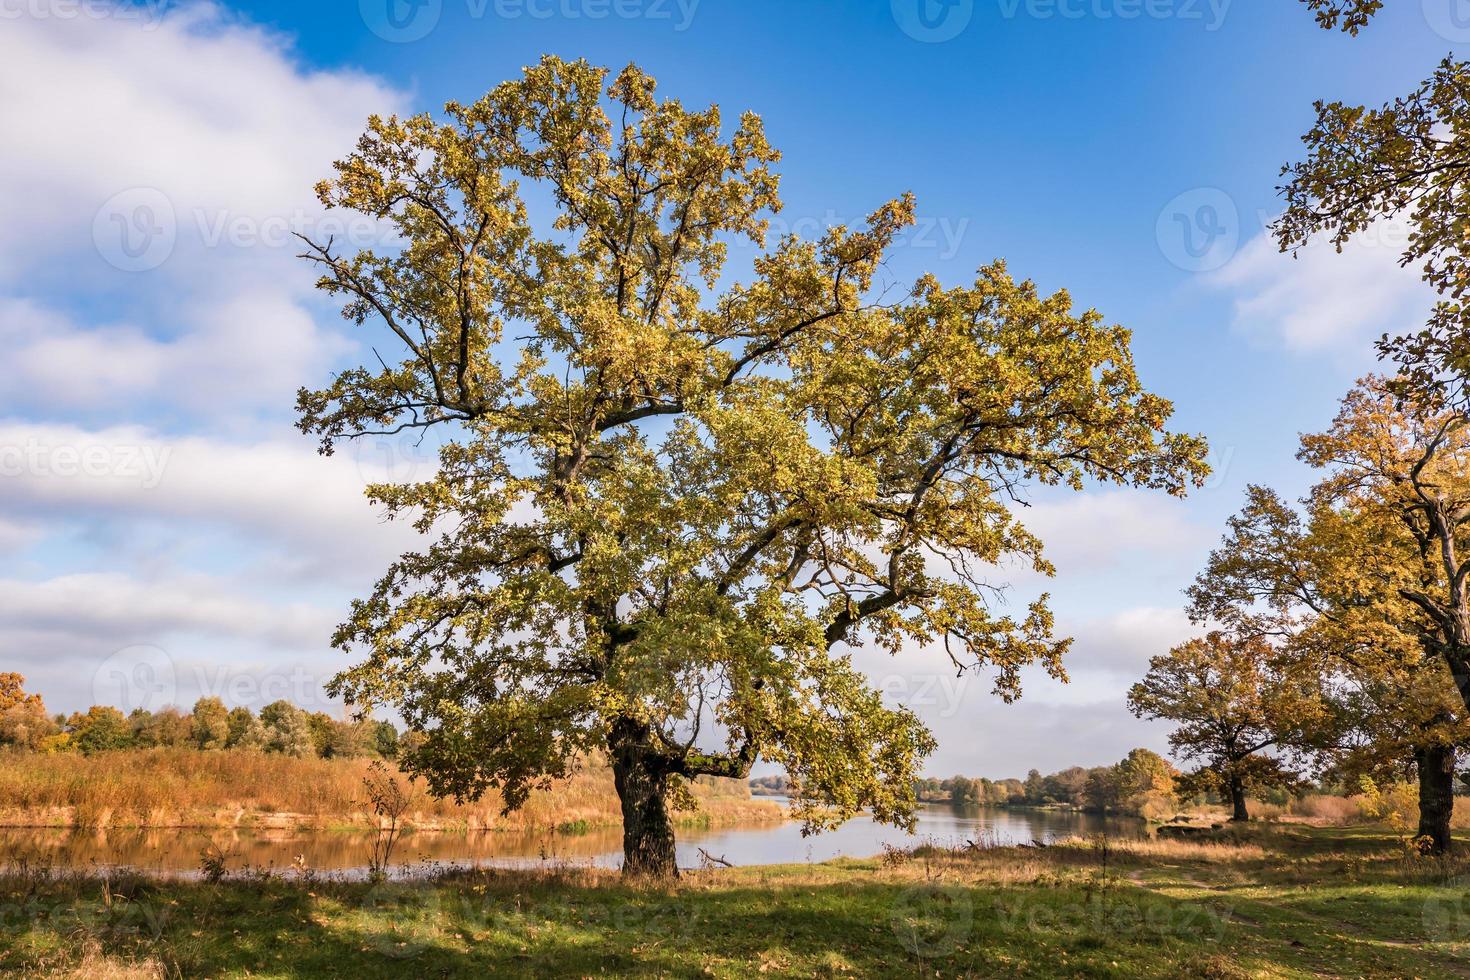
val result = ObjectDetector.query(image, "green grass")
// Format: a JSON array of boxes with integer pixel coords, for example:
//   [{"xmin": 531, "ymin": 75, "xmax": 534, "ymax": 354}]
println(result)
[{"xmin": 6, "ymin": 825, "xmax": 1470, "ymax": 977}]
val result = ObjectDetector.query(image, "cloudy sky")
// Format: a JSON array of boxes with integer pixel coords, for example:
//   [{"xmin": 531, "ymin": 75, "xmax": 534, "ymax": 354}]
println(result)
[{"xmin": 1, "ymin": 0, "xmax": 1453, "ymax": 778}]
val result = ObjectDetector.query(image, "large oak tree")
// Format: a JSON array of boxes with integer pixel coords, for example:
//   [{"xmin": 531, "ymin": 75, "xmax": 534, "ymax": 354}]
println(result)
[
  {"xmin": 1191, "ymin": 378, "xmax": 1470, "ymax": 852},
  {"xmin": 298, "ymin": 57, "xmax": 1208, "ymax": 877}
]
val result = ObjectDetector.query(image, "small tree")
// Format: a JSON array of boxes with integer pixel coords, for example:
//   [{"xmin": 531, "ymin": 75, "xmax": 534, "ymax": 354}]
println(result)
[
  {"xmin": 260, "ymin": 701, "xmax": 315, "ymax": 758},
  {"xmin": 225, "ymin": 706, "xmax": 267, "ymax": 750},
  {"xmin": 192, "ymin": 697, "xmax": 231, "ymax": 750},
  {"xmin": 306, "ymin": 712, "xmax": 337, "ymax": 758},
  {"xmin": 361, "ymin": 761, "xmax": 412, "ymax": 884},
  {"xmin": 1084, "ymin": 767, "xmax": 1122, "ymax": 814},
  {"xmin": 1022, "ymin": 769, "xmax": 1046, "ymax": 806},
  {"xmin": 69, "ymin": 706, "xmax": 133, "ymax": 755},
  {"xmin": 301, "ymin": 56, "xmax": 1209, "ymax": 877},
  {"xmin": 324, "ymin": 718, "xmax": 377, "ymax": 759},
  {"xmin": 1129, "ymin": 633, "xmax": 1305, "ymax": 822},
  {"xmin": 0, "ymin": 675, "xmax": 55, "ymax": 751},
  {"xmin": 131, "ymin": 707, "xmax": 192, "ymax": 748},
  {"xmin": 1045, "ymin": 767, "xmax": 1090, "ymax": 807},
  {"xmin": 371, "ymin": 720, "xmax": 399, "ymax": 759},
  {"xmin": 1114, "ymin": 748, "xmax": 1177, "ymax": 820}
]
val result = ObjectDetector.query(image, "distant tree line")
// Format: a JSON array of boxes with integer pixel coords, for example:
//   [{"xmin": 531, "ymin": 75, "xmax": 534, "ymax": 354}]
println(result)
[
  {"xmin": 0, "ymin": 673, "xmax": 405, "ymax": 760},
  {"xmin": 910, "ymin": 748, "xmax": 1178, "ymax": 819},
  {"xmin": 751, "ymin": 748, "xmax": 1180, "ymax": 819}
]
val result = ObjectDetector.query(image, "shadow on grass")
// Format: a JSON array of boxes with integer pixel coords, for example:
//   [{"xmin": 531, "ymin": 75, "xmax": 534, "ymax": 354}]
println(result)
[
  {"xmin": 0, "ymin": 873, "xmax": 1249, "ymax": 979},
  {"xmin": 8, "ymin": 833, "xmax": 1470, "ymax": 979}
]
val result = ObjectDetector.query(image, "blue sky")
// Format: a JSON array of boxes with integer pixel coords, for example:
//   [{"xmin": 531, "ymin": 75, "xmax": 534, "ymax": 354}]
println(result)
[{"xmin": 0, "ymin": 0, "xmax": 1454, "ymax": 777}]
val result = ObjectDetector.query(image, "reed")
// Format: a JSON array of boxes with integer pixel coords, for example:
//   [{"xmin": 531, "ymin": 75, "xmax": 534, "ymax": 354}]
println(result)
[{"xmin": 0, "ymin": 748, "xmax": 781, "ymax": 832}]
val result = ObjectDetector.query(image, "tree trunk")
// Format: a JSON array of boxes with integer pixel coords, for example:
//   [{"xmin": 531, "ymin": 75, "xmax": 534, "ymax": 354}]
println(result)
[
  {"xmin": 1227, "ymin": 774, "xmax": 1249, "ymax": 823},
  {"xmin": 1416, "ymin": 743, "xmax": 1456, "ymax": 856},
  {"xmin": 609, "ymin": 719, "xmax": 679, "ymax": 879}
]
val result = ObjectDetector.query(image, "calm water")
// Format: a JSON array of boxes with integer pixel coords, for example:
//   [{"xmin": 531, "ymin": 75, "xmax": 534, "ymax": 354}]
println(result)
[{"xmin": 0, "ymin": 801, "xmax": 1143, "ymax": 878}]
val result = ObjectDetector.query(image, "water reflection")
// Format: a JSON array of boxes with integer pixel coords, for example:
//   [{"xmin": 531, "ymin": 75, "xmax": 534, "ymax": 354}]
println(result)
[
  {"xmin": 0, "ymin": 802, "xmax": 1144, "ymax": 877},
  {"xmin": 685, "ymin": 800, "xmax": 1145, "ymax": 868}
]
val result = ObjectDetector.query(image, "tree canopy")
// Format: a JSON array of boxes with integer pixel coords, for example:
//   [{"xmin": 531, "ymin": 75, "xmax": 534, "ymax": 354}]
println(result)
[
  {"xmin": 298, "ymin": 56, "xmax": 1209, "ymax": 876},
  {"xmin": 1298, "ymin": 0, "xmax": 1382, "ymax": 35},
  {"xmin": 1187, "ymin": 377, "xmax": 1470, "ymax": 851},
  {"xmin": 1128, "ymin": 633, "xmax": 1310, "ymax": 821},
  {"xmin": 1281, "ymin": 2, "xmax": 1470, "ymax": 404}
]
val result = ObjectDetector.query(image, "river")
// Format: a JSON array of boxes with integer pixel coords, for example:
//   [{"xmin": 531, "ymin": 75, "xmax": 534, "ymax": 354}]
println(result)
[{"xmin": 0, "ymin": 800, "xmax": 1144, "ymax": 878}]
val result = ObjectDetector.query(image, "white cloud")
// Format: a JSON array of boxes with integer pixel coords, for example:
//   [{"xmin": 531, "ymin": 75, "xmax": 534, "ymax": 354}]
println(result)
[
  {"xmin": 0, "ymin": 294, "xmax": 351, "ymax": 416},
  {"xmin": 1021, "ymin": 490, "xmax": 1212, "ymax": 577},
  {"xmin": 0, "ymin": 517, "xmax": 40, "ymax": 554},
  {"xmin": 841, "ymin": 602, "xmax": 1193, "ymax": 778},
  {"xmin": 0, "ymin": 4, "xmax": 405, "ymax": 421},
  {"xmin": 0, "ymin": 3, "xmax": 403, "ymax": 274},
  {"xmin": 923, "ymin": 699, "xmax": 1176, "ymax": 777},
  {"xmin": 0, "ymin": 300, "xmax": 164, "ymax": 407},
  {"xmin": 0, "ymin": 572, "xmax": 333, "ymax": 649},
  {"xmin": 1211, "ymin": 220, "xmax": 1431, "ymax": 354},
  {"xmin": 1061, "ymin": 606, "xmax": 1194, "ymax": 677},
  {"xmin": 0, "ymin": 420, "xmax": 430, "ymax": 582}
]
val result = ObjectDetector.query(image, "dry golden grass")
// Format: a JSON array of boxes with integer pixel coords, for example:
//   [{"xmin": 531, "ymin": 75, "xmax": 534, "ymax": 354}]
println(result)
[
  {"xmin": 31, "ymin": 938, "xmax": 170, "ymax": 979},
  {"xmin": 1287, "ymin": 793, "xmax": 1363, "ymax": 823},
  {"xmin": 0, "ymin": 748, "xmax": 781, "ymax": 832},
  {"xmin": 5, "ymin": 825, "xmax": 1467, "ymax": 979},
  {"xmin": 1168, "ymin": 788, "xmax": 1470, "ymax": 831}
]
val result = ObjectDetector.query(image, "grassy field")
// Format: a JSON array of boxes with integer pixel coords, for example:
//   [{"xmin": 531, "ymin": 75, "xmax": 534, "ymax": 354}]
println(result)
[
  {"xmin": 0, "ymin": 749, "xmax": 778, "ymax": 833},
  {"xmin": 5, "ymin": 824, "xmax": 1470, "ymax": 978}
]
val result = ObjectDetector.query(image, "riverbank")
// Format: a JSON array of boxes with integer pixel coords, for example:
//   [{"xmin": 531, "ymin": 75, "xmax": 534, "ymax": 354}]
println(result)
[
  {"xmin": 0, "ymin": 796, "xmax": 1143, "ymax": 876},
  {"xmin": 0, "ymin": 750, "xmax": 781, "ymax": 833},
  {"xmin": 4, "ymin": 824, "xmax": 1468, "ymax": 978}
]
